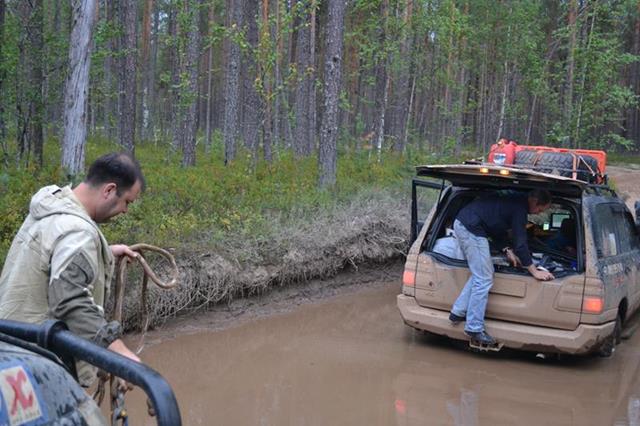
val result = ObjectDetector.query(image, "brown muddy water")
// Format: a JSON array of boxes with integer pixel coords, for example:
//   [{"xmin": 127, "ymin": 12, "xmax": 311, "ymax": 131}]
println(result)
[{"xmin": 121, "ymin": 265, "xmax": 640, "ymax": 426}]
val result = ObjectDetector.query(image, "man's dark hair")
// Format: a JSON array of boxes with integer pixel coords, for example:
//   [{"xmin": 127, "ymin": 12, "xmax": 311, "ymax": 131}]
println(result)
[
  {"xmin": 85, "ymin": 152, "xmax": 145, "ymax": 195},
  {"xmin": 529, "ymin": 188, "xmax": 552, "ymax": 206}
]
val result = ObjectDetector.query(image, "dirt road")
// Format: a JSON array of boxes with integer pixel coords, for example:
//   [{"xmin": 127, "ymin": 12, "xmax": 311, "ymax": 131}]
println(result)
[{"xmin": 123, "ymin": 166, "xmax": 640, "ymax": 425}]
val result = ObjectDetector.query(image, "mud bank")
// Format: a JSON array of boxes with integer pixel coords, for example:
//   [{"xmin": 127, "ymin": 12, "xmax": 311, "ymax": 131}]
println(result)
[
  {"xmin": 118, "ymin": 165, "xmax": 639, "ymax": 332},
  {"xmin": 117, "ymin": 192, "xmax": 412, "ymax": 331}
]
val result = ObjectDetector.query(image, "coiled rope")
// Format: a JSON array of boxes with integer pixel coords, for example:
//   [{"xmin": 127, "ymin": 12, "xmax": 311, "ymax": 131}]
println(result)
[{"xmin": 94, "ymin": 244, "xmax": 179, "ymax": 424}]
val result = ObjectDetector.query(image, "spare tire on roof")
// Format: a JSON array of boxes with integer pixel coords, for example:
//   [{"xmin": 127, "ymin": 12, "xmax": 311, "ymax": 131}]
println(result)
[{"xmin": 514, "ymin": 150, "xmax": 600, "ymax": 183}]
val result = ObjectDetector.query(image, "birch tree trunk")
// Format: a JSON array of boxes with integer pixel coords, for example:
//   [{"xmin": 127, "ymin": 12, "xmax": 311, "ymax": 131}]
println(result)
[
  {"xmin": 318, "ymin": 0, "xmax": 345, "ymax": 188},
  {"xmin": 495, "ymin": 61, "xmax": 509, "ymax": 142},
  {"xmin": 62, "ymin": 0, "xmax": 97, "ymax": 176},
  {"xmin": 119, "ymin": 0, "xmax": 137, "ymax": 153}
]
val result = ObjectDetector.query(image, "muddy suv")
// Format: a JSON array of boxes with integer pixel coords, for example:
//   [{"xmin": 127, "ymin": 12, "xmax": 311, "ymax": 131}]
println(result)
[{"xmin": 397, "ymin": 163, "xmax": 640, "ymax": 356}]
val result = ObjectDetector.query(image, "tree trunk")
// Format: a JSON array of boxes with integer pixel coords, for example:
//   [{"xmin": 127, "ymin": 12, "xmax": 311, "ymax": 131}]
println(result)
[
  {"xmin": 223, "ymin": 0, "xmax": 242, "ymax": 164},
  {"xmin": 138, "ymin": 0, "xmax": 154, "ymax": 141},
  {"xmin": 628, "ymin": 0, "xmax": 640, "ymax": 148},
  {"xmin": 392, "ymin": 0, "xmax": 413, "ymax": 154},
  {"xmin": 272, "ymin": 0, "xmax": 281, "ymax": 147},
  {"xmin": 564, "ymin": 0, "xmax": 578, "ymax": 144},
  {"xmin": 318, "ymin": 0, "xmax": 345, "ymax": 188},
  {"xmin": 169, "ymin": 2, "xmax": 182, "ymax": 149},
  {"xmin": 148, "ymin": 3, "xmax": 160, "ymax": 142},
  {"xmin": 103, "ymin": 0, "xmax": 116, "ymax": 140},
  {"xmin": 119, "ymin": 0, "xmax": 137, "ymax": 153},
  {"xmin": 242, "ymin": 0, "xmax": 261, "ymax": 165},
  {"xmin": 181, "ymin": 0, "xmax": 201, "ymax": 167},
  {"xmin": 496, "ymin": 61, "xmax": 509, "ymax": 142},
  {"xmin": 62, "ymin": 0, "xmax": 98, "ymax": 176},
  {"xmin": 261, "ymin": 0, "xmax": 273, "ymax": 162},
  {"xmin": 574, "ymin": 4, "xmax": 596, "ymax": 149},
  {"xmin": 372, "ymin": 0, "xmax": 389, "ymax": 160},
  {"xmin": 293, "ymin": 0, "xmax": 313, "ymax": 157},
  {"xmin": 0, "ymin": 0, "xmax": 6, "ymax": 164},
  {"xmin": 13, "ymin": 1, "xmax": 44, "ymax": 167},
  {"xmin": 30, "ymin": 0, "xmax": 44, "ymax": 168},
  {"xmin": 308, "ymin": 0, "xmax": 317, "ymax": 153},
  {"xmin": 205, "ymin": 1, "xmax": 215, "ymax": 152}
]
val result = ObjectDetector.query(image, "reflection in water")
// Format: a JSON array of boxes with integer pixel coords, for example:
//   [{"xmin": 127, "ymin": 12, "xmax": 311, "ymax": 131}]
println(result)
[
  {"xmin": 446, "ymin": 388, "xmax": 478, "ymax": 426},
  {"xmin": 630, "ymin": 397, "xmax": 640, "ymax": 426},
  {"xmin": 616, "ymin": 395, "xmax": 640, "ymax": 426},
  {"xmin": 126, "ymin": 284, "xmax": 640, "ymax": 425}
]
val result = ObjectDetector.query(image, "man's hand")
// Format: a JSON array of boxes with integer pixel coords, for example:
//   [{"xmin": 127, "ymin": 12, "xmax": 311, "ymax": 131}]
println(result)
[
  {"xmin": 527, "ymin": 264, "xmax": 555, "ymax": 281},
  {"xmin": 107, "ymin": 339, "xmax": 140, "ymax": 392},
  {"xmin": 108, "ymin": 339, "xmax": 141, "ymax": 363},
  {"xmin": 110, "ymin": 244, "xmax": 139, "ymax": 259},
  {"xmin": 504, "ymin": 248, "xmax": 522, "ymax": 267}
]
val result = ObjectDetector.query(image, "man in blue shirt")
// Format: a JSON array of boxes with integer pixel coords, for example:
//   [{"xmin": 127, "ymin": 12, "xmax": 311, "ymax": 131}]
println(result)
[{"xmin": 449, "ymin": 189, "xmax": 555, "ymax": 345}]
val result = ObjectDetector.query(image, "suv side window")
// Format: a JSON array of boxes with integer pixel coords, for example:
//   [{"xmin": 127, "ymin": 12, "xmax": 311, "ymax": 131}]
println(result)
[
  {"xmin": 592, "ymin": 203, "xmax": 639, "ymax": 258},
  {"xmin": 593, "ymin": 203, "xmax": 621, "ymax": 258},
  {"xmin": 617, "ymin": 211, "xmax": 640, "ymax": 253}
]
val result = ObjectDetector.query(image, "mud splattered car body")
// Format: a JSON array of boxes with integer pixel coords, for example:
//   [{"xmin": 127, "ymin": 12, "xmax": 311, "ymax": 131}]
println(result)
[
  {"xmin": 0, "ymin": 339, "xmax": 106, "ymax": 425},
  {"xmin": 397, "ymin": 164, "xmax": 640, "ymax": 355}
]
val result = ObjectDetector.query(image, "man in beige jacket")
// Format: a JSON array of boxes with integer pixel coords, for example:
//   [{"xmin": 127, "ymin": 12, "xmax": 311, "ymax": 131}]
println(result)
[{"xmin": 0, "ymin": 152, "xmax": 144, "ymax": 382}]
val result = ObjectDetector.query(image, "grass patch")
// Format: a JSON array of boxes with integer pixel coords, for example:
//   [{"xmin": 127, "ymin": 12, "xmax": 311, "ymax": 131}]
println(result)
[{"xmin": 1, "ymin": 137, "xmax": 462, "ymax": 327}]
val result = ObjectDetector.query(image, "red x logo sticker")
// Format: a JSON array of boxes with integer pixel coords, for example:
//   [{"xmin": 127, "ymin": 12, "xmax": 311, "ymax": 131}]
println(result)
[{"xmin": 6, "ymin": 369, "xmax": 33, "ymax": 416}]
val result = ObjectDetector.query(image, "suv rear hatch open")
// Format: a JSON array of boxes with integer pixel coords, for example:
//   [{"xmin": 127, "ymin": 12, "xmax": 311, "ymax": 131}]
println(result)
[{"xmin": 411, "ymin": 164, "xmax": 588, "ymax": 331}]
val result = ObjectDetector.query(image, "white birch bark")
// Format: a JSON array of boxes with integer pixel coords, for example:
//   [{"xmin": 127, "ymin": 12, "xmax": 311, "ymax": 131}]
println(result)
[{"xmin": 62, "ymin": 0, "xmax": 97, "ymax": 176}]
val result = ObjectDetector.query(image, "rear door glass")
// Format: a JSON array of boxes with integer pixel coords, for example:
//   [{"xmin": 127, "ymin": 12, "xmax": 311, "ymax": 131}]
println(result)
[{"xmin": 411, "ymin": 178, "xmax": 443, "ymax": 245}]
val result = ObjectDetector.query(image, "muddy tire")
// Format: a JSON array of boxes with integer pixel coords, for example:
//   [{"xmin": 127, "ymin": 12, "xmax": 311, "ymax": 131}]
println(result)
[
  {"xmin": 515, "ymin": 150, "xmax": 539, "ymax": 165},
  {"xmin": 514, "ymin": 151, "xmax": 600, "ymax": 182},
  {"xmin": 597, "ymin": 315, "xmax": 622, "ymax": 358}
]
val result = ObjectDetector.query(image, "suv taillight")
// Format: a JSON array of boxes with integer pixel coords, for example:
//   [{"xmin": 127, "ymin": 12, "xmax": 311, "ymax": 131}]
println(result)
[
  {"xmin": 582, "ymin": 279, "xmax": 604, "ymax": 315},
  {"xmin": 403, "ymin": 270, "xmax": 415, "ymax": 286},
  {"xmin": 583, "ymin": 297, "xmax": 604, "ymax": 314},
  {"xmin": 402, "ymin": 270, "xmax": 416, "ymax": 296}
]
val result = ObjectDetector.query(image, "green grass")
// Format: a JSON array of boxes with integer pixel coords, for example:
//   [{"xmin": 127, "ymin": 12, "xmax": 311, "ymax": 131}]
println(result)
[{"xmin": 0, "ymin": 136, "xmax": 459, "ymax": 264}]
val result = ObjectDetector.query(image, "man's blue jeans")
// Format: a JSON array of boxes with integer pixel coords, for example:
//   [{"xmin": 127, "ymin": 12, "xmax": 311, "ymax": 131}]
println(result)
[{"xmin": 451, "ymin": 220, "xmax": 494, "ymax": 333}]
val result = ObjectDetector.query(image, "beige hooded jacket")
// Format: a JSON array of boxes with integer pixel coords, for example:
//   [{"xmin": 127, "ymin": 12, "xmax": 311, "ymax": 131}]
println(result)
[{"xmin": 0, "ymin": 185, "xmax": 120, "ymax": 347}]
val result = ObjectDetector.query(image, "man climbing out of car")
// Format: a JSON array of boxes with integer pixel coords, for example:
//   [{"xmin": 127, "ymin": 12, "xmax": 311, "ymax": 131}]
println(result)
[{"xmin": 448, "ymin": 188, "xmax": 555, "ymax": 347}]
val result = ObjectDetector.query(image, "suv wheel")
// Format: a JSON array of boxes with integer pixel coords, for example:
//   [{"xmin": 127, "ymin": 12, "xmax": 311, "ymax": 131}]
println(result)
[{"xmin": 597, "ymin": 315, "xmax": 622, "ymax": 358}]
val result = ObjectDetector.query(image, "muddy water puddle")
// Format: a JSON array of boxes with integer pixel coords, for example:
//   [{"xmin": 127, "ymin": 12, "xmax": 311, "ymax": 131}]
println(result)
[{"xmin": 125, "ymin": 282, "xmax": 640, "ymax": 425}]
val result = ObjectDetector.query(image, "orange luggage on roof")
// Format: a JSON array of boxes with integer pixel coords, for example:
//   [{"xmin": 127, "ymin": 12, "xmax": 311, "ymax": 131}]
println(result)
[{"xmin": 488, "ymin": 138, "xmax": 517, "ymax": 166}]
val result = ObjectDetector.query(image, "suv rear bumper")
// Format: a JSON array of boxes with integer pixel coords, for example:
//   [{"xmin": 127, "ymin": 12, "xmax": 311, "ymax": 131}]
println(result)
[{"xmin": 397, "ymin": 294, "xmax": 615, "ymax": 354}]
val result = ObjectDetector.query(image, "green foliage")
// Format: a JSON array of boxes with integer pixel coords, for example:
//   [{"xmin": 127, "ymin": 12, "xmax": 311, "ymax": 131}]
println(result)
[{"xmin": 0, "ymin": 137, "xmax": 441, "ymax": 265}]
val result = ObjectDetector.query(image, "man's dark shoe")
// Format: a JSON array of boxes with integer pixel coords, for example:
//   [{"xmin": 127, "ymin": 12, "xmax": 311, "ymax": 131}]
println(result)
[
  {"xmin": 449, "ymin": 312, "xmax": 466, "ymax": 324},
  {"xmin": 465, "ymin": 330, "xmax": 496, "ymax": 346}
]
